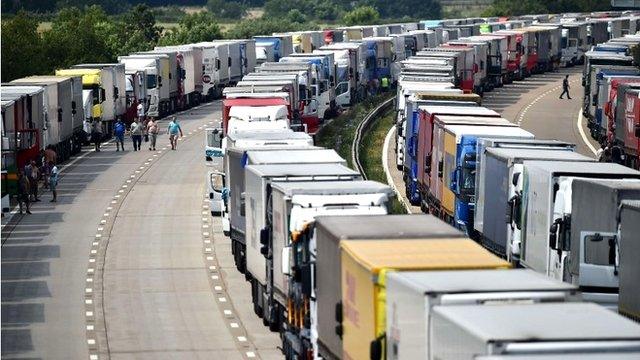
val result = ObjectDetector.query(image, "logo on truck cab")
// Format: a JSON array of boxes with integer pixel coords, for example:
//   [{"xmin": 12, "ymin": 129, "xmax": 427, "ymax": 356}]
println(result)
[{"xmin": 202, "ymin": 75, "xmax": 211, "ymax": 83}]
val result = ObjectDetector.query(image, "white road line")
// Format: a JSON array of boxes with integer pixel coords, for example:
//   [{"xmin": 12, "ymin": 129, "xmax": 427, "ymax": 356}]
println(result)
[
  {"xmin": 382, "ymin": 126, "xmax": 412, "ymax": 213},
  {"xmin": 577, "ymin": 110, "xmax": 598, "ymax": 155}
]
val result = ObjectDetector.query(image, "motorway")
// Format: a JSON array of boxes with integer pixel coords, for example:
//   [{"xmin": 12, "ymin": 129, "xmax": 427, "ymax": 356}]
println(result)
[
  {"xmin": 385, "ymin": 67, "xmax": 601, "ymax": 212},
  {"xmin": 1, "ymin": 102, "xmax": 281, "ymax": 359}
]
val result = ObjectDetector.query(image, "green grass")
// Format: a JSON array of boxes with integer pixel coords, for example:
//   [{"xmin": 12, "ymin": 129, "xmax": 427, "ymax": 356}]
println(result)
[{"xmin": 316, "ymin": 93, "xmax": 407, "ymax": 214}]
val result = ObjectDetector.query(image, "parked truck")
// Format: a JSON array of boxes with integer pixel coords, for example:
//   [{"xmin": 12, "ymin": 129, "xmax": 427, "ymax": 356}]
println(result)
[
  {"xmin": 340, "ymin": 237, "xmax": 509, "ymax": 360},
  {"xmin": 618, "ymin": 199, "xmax": 640, "ymax": 321},
  {"xmin": 254, "ymin": 35, "xmax": 294, "ymax": 63},
  {"xmin": 473, "ymin": 143, "xmax": 590, "ymax": 260},
  {"xmin": 137, "ymin": 49, "xmax": 181, "ymax": 112},
  {"xmin": 10, "ymin": 76, "xmax": 83, "ymax": 160},
  {"xmin": 192, "ymin": 41, "xmax": 231, "ymax": 99},
  {"xmin": 314, "ymin": 214, "xmax": 465, "ymax": 360},
  {"xmin": 70, "ymin": 63, "xmax": 127, "ymax": 122},
  {"xmin": 265, "ymin": 181, "xmax": 395, "ymax": 357},
  {"xmin": 560, "ymin": 178, "xmax": 640, "ymax": 307},
  {"xmin": 430, "ymin": 303, "xmax": 640, "ymax": 359},
  {"xmin": 155, "ymin": 45, "xmax": 203, "ymax": 107},
  {"xmin": 224, "ymin": 144, "xmax": 340, "ymax": 272},
  {"xmin": 118, "ymin": 55, "xmax": 170, "ymax": 118},
  {"xmin": 560, "ymin": 22, "xmax": 589, "ymax": 66},
  {"xmin": 243, "ymin": 163, "xmax": 361, "ymax": 337},
  {"xmin": 385, "ymin": 269, "xmax": 579, "ymax": 360},
  {"xmin": 518, "ymin": 161, "xmax": 640, "ymax": 285}
]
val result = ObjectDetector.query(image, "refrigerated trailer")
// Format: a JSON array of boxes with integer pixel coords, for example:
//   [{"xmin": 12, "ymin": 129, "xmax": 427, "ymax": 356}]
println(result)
[
  {"xmin": 385, "ymin": 269, "xmax": 579, "ymax": 360},
  {"xmin": 430, "ymin": 303, "xmax": 640, "ymax": 359}
]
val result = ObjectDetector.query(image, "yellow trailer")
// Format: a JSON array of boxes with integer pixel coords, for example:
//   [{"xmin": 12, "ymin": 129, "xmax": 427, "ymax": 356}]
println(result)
[{"xmin": 340, "ymin": 238, "xmax": 509, "ymax": 360}]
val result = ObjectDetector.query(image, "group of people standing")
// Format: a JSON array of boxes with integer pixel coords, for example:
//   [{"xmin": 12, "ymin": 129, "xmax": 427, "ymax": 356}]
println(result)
[
  {"xmin": 17, "ymin": 145, "xmax": 59, "ymax": 214},
  {"xmin": 94, "ymin": 103, "xmax": 183, "ymax": 152}
]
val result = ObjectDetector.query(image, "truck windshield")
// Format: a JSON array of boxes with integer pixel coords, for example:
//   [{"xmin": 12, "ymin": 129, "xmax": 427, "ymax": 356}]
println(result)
[{"xmin": 146, "ymin": 74, "xmax": 157, "ymax": 89}]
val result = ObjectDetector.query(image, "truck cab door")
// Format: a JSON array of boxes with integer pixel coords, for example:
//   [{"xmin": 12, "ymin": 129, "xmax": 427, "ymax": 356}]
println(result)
[
  {"xmin": 335, "ymin": 81, "xmax": 351, "ymax": 107},
  {"xmin": 205, "ymin": 128, "xmax": 224, "ymax": 160}
]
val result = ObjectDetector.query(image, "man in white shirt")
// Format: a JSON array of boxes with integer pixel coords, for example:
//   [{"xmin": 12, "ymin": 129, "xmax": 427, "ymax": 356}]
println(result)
[{"xmin": 137, "ymin": 102, "xmax": 145, "ymax": 121}]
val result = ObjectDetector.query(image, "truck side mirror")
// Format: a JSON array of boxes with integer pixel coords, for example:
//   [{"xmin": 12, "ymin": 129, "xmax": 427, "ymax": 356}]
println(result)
[
  {"xmin": 100, "ymin": 88, "xmax": 106, "ymax": 102},
  {"xmin": 260, "ymin": 228, "xmax": 269, "ymax": 256},
  {"xmin": 71, "ymin": 100, "xmax": 77, "ymax": 115},
  {"xmin": 635, "ymin": 124, "xmax": 640, "ymax": 138},
  {"xmin": 158, "ymin": 76, "xmax": 163, "ymax": 87},
  {"xmin": 512, "ymin": 172, "xmax": 520, "ymax": 187},
  {"xmin": 370, "ymin": 335, "xmax": 384, "ymax": 360},
  {"xmin": 281, "ymin": 247, "xmax": 291, "ymax": 275},
  {"xmin": 57, "ymin": 108, "xmax": 63, "ymax": 122},
  {"xmin": 114, "ymin": 86, "xmax": 119, "ymax": 100}
]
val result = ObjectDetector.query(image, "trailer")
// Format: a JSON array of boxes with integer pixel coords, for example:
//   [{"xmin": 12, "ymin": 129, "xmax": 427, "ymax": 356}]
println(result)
[
  {"xmin": 243, "ymin": 163, "xmax": 361, "ymax": 336},
  {"xmin": 385, "ymin": 269, "xmax": 579, "ymax": 360},
  {"xmin": 618, "ymin": 200, "xmax": 640, "ymax": 321},
  {"xmin": 340, "ymin": 238, "xmax": 509, "ymax": 360},
  {"xmin": 267, "ymin": 181, "xmax": 394, "ymax": 358},
  {"xmin": 519, "ymin": 161, "xmax": 640, "ymax": 284},
  {"xmin": 155, "ymin": 45, "xmax": 203, "ymax": 107},
  {"xmin": 430, "ymin": 303, "xmax": 640, "ymax": 359},
  {"xmin": 118, "ymin": 55, "xmax": 170, "ymax": 118},
  {"xmin": 71, "ymin": 63, "xmax": 127, "ymax": 120}
]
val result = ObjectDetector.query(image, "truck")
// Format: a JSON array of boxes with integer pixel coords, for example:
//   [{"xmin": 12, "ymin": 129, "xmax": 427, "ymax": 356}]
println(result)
[
  {"xmin": 560, "ymin": 178, "xmax": 640, "ymax": 307},
  {"xmin": 385, "ymin": 269, "xmax": 580, "ymax": 360},
  {"xmin": 518, "ymin": 161, "xmax": 640, "ymax": 284},
  {"xmin": 404, "ymin": 103, "xmax": 496, "ymax": 206},
  {"xmin": 614, "ymin": 86, "xmax": 640, "ymax": 168},
  {"xmin": 313, "ymin": 214, "xmax": 465, "ymax": 360},
  {"xmin": 418, "ymin": 48, "xmax": 476, "ymax": 93},
  {"xmin": 444, "ymin": 40, "xmax": 489, "ymax": 94},
  {"xmin": 340, "ymin": 237, "xmax": 509, "ymax": 360},
  {"xmin": 446, "ymin": 126, "xmax": 535, "ymax": 231},
  {"xmin": 472, "ymin": 141, "xmax": 587, "ymax": 259},
  {"xmin": 560, "ymin": 22, "xmax": 589, "ymax": 66},
  {"xmin": 423, "ymin": 114, "xmax": 513, "ymax": 216},
  {"xmin": 618, "ymin": 200, "xmax": 640, "ymax": 321},
  {"xmin": 243, "ymin": 163, "xmax": 361, "ymax": 335},
  {"xmin": 593, "ymin": 74, "xmax": 640, "ymax": 143},
  {"xmin": 254, "ymin": 35, "xmax": 294, "ymax": 63},
  {"xmin": 1, "ymin": 86, "xmax": 46, "ymax": 165},
  {"xmin": 466, "ymin": 34, "xmax": 510, "ymax": 87},
  {"xmin": 265, "ymin": 181, "xmax": 395, "ymax": 357},
  {"xmin": 123, "ymin": 68, "xmax": 147, "ymax": 124},
  {"xmin": 223, "ymin": 143, "xmax": 338, "ymax": 271},
  {"xmin": 321, "ymin": 42, "xmax": 368, "ymax": 103},
  {"xmin": 155, "ymin": 45, "xmax": 203, "ymax": 107},
  {"xmin": 137, "ymin": 49, "xmax": 181, "ymax": 112},
  {"xmin": 118, "ymin": 55, "xmax": 170, "ymax": 118},
  {"xmin": 10, "ymin": 76, "xmax": 83, "ymax": 161},
  {"xmin": 192, "ymin": 41, "xmax": 231, "ymax": 99},
  {"xmin": 221, "ymin": 95, "xmax": 294, "ymax": 135},
  {"xmin": 430, "ymin": 303, "xmax": 640, "ymax": 359},
  {"xmin": 70, "ymin": 63, "xmax": 127, "ymax": 121}
]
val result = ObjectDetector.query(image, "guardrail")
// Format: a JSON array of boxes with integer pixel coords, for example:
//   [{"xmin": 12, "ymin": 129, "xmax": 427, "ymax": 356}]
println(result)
[{"xmin": 352, "ymin": 97, "xmax": 395, "ymax": 180}]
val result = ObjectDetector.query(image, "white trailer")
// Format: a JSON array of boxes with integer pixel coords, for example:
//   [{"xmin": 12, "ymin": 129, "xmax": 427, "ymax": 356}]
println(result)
[
  {"xmin": 118, "ymin": 55, "xmax": 170, "ymax": 118},
  {"xmin": 71, "ymin": 63, "xmax": 126, "ymax": 119},
  {"xmin": 386, "ymin": 269, "xmax": 579, "ymax": 360},
  {"xmin": 430, "ymin": 303, "xmax": 640, "ymax": 359},
  {"xmin": 155, "ymin": 45, "xmax": 203, "ymax": 106},
  {"xmin": 192, "ymin": 41, "xmax": 231, "ymax": 99}
]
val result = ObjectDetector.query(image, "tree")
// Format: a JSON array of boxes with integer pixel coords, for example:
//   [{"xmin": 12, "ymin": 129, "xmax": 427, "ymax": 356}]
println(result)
[
  {"xmin": 121, "ymin": 4, "xmax": 162, "ymax": 45},
  {"xmin": 159, "ymin": 12, "xmax": 223, "ymax": 45},
  {"xmin": 286, "ymin": 9, "xmax": 307, "ymax": 24},
  {"xmin": 207, "ymin": 0, "xmax": 247, "ymax": 19},
  {"xmin": 225, "ymin": 17, "xmax": 313, "ymax": 39},
  {"xmin": 341, "ymin": 6, "xmax": 380, "ymax": 26},
  {"xmin": 1, "ymin": 11, "xmax": 46, "ymax": 81},
  {"xmin": 41, "ymin": 6, "xmax": 114, "ymax": 70}
]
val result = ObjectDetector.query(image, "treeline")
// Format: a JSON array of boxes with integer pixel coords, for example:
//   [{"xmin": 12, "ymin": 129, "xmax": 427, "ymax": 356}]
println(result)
[{"xmin": 482, "ymin": 0, "xmax": 611, "ymax": 16}]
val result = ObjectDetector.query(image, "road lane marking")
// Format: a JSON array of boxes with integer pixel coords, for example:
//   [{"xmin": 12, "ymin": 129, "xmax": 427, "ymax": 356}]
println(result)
[{"xmin": 577, "ymin": 110, "xmax": 598, "ymax": 155}]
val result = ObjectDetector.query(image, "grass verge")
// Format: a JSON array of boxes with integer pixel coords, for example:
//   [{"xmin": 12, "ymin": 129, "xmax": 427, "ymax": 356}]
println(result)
[{"xmin": 316, "ymin": 93, "xmax": 407, "ymax": 214}]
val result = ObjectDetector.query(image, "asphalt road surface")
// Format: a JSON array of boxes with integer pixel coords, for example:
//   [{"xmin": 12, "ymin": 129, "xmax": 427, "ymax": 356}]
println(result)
[
  {"xmin": 1, "ymin": 102, "xmax": 281, "ymax": 360},
  {"xmin": 386, "ymin": 67, "xmax": 600, "ymax": 212}
]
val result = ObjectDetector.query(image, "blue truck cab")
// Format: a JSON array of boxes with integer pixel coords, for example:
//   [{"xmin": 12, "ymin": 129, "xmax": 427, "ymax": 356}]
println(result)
[{"xmin": 449, "ymin": 129, "xmax": 534, "ymax": 233}]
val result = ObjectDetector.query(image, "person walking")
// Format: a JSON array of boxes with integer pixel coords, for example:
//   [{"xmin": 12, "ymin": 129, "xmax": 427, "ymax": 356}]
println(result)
[
  {"xmin": 136, "ymin": 102, "xmax": 145, "ymax": 122},
  {"xmin": 559, "ymin": 75, "xmax": 571, "ymax": 99},
  {"xmin": 17, "ymin": 169, "xmax": 31, "ymax": 214},
  {"xmin": 24, "ymin": 160, "xmax": 40, "ymax": 202},
  {"xmin": 167, "ymin": 117, "xmax": 183, "ymax": 150},
  {"xmin": 49, "ymin": 161, "xmax": 59, "ymax": 203},
  {"xmin": 146, "ymin": 118, "xmax": 159, "ymax": 151},
  {"xmin": 91, "ymin": 119, "xmax": 103, "ymax": 151},
  {"xmin": 114, "ymin": 118, "xmax": 126, "ymax": 151},
  {"xmin": 130, "ymin": 119, "xmax": 143, "ymax": 151}
]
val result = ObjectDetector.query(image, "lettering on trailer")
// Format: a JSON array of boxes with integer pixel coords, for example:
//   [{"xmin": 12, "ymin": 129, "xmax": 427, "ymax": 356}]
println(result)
[
  {"xmin": 626, "ymin": 94, "xmax": 635, "ymax": 135},
  {"xmin": 344, "ymin": 271, "xmax": 360, "ymax": 327}
]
